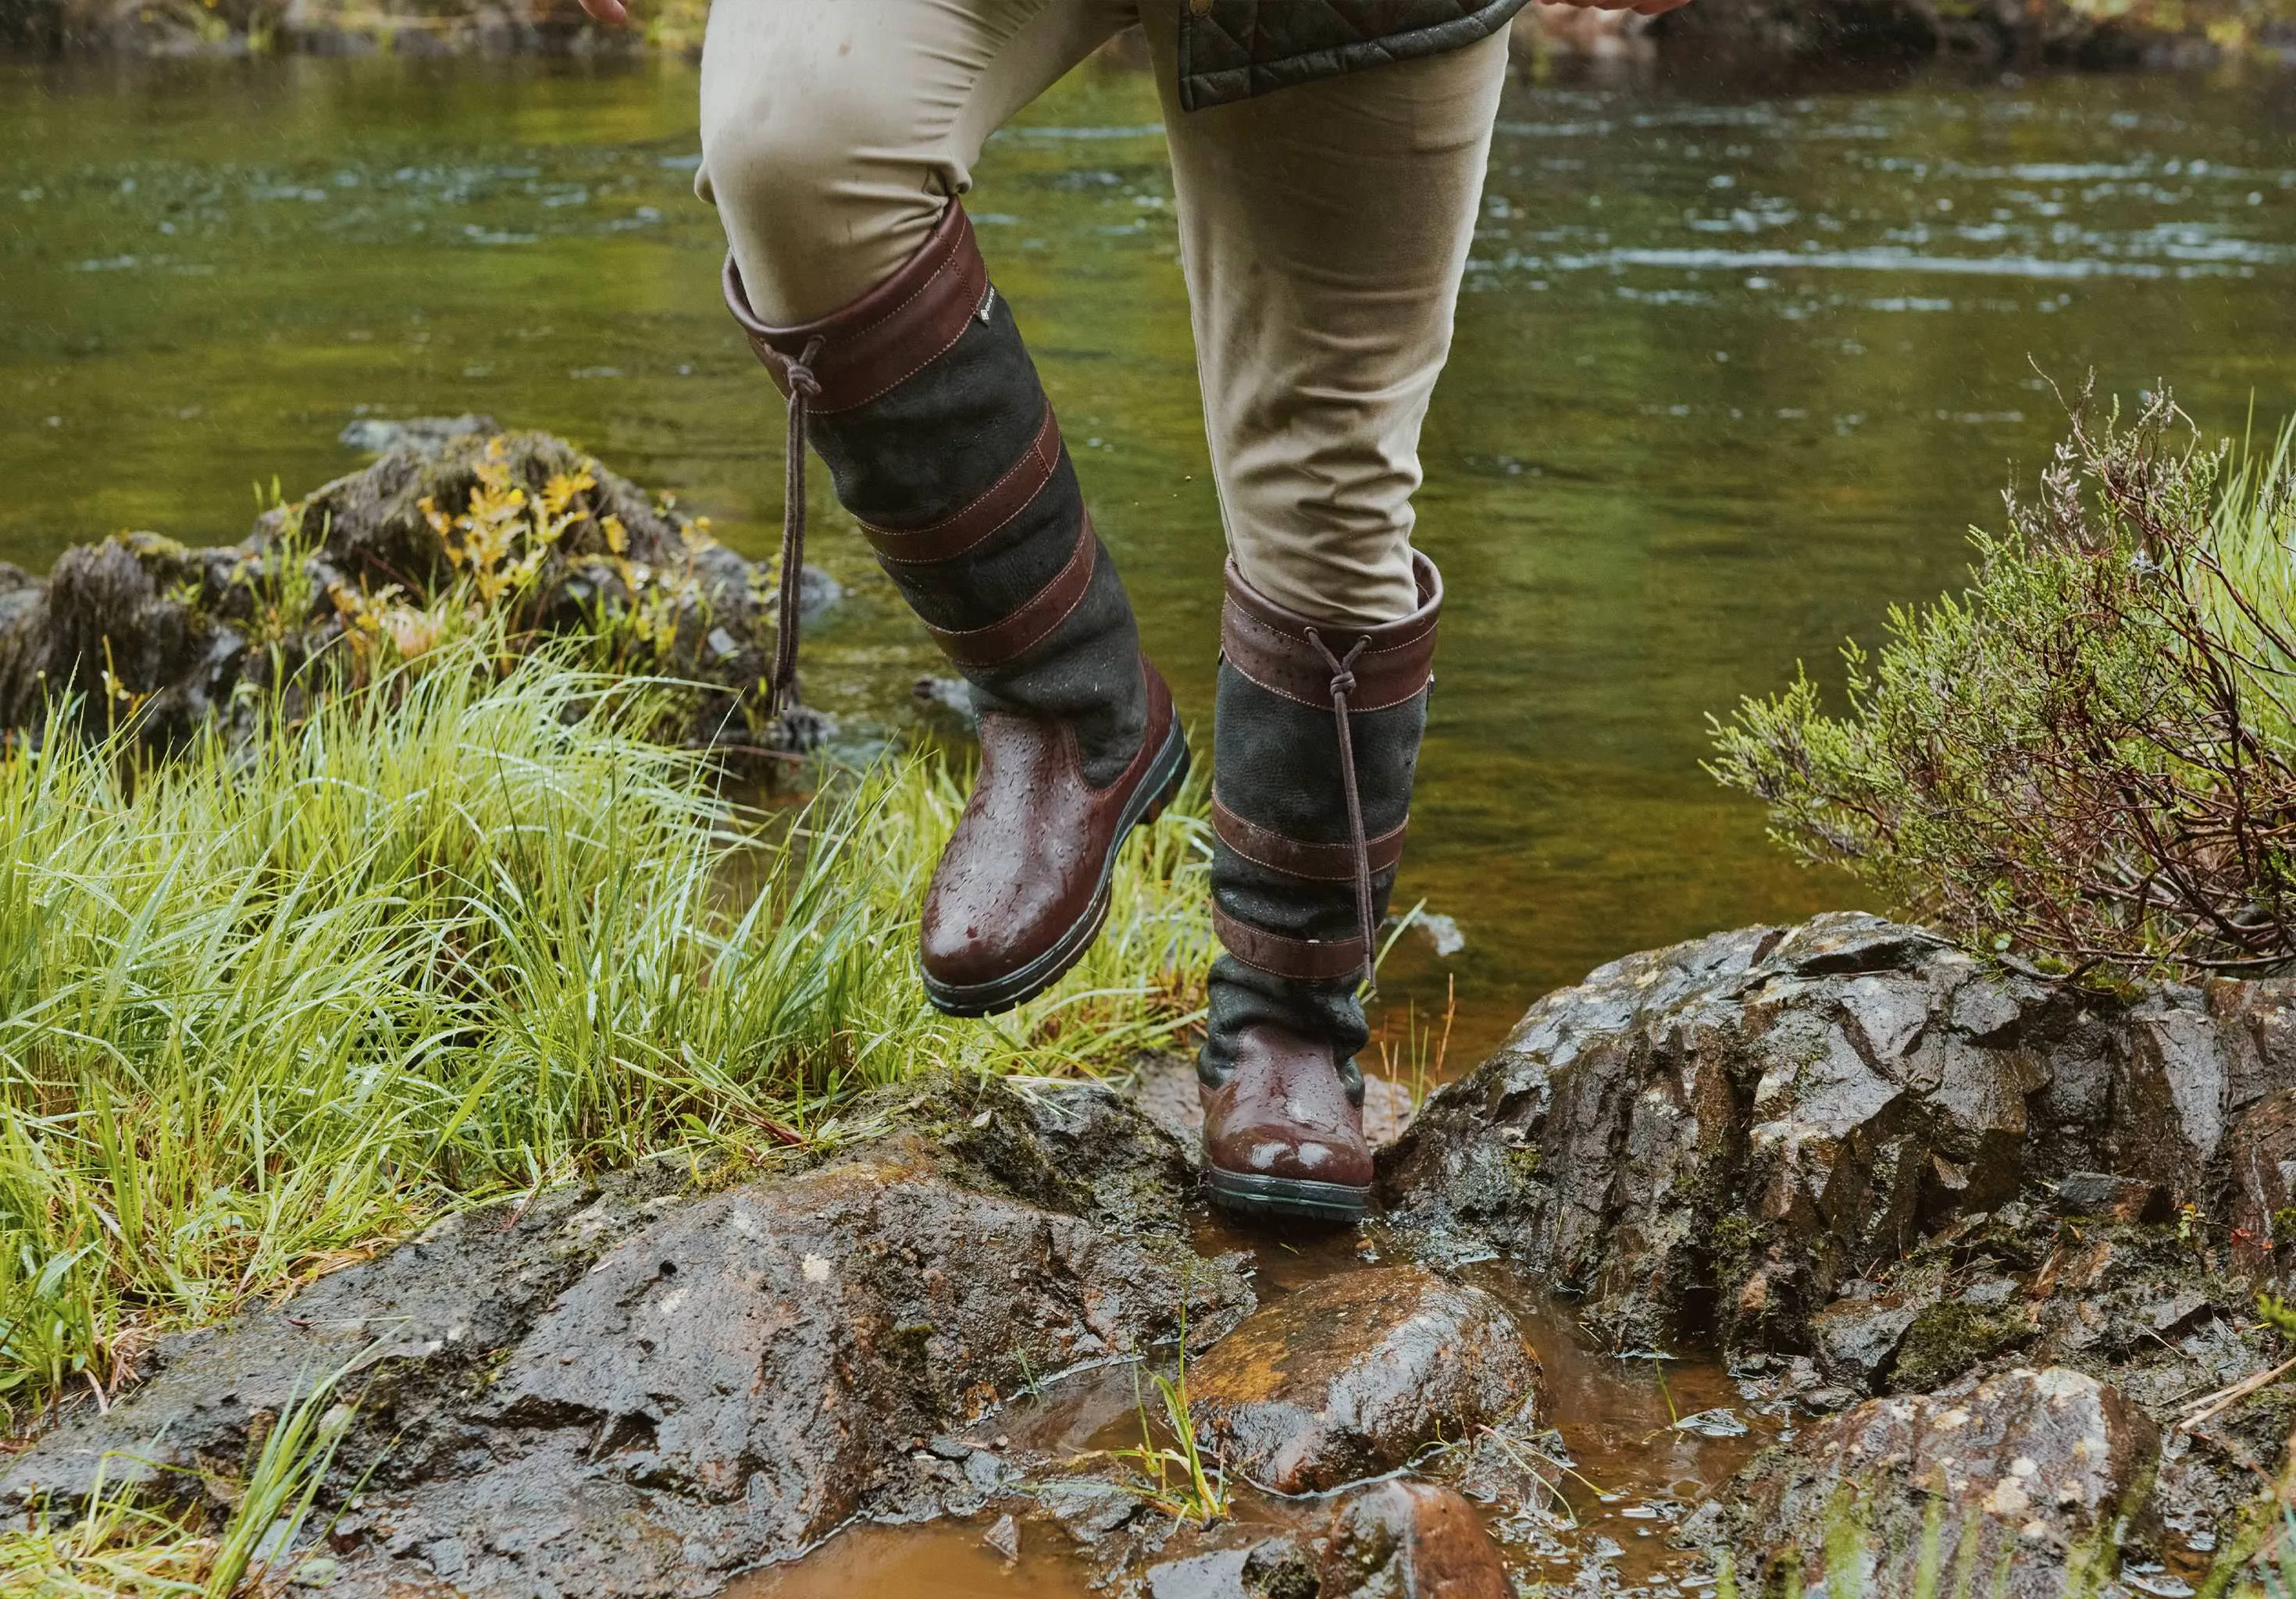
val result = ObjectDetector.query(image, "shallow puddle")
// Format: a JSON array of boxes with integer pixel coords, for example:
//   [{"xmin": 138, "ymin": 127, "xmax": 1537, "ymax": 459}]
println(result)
[{"xmin": 741, "ymin": 1205, "xmax": 1778, "ymax": 1597}]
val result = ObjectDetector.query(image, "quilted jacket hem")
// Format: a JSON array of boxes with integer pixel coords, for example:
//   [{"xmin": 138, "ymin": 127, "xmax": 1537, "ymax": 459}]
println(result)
[{"xmin": 1175, "ymin": 0, "xmax": 1529, "ymax": 111}]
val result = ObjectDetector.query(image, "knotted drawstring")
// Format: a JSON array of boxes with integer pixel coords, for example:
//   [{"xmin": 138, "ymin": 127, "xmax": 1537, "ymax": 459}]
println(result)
[
  {"xmin": 1307, "ymin": 628, "xmax": 1377, "ymax": 990},
  {"xmin": 768, "ymin": 334, "xmax": 827, "ymax": 719}
]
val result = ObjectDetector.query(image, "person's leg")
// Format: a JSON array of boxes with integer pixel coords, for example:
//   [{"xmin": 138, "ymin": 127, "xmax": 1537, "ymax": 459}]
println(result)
[
  {"xmin": 1143, "ymin": 9, "xmax": 1510, "ymax": 1221},
  {"xmin": 1147, "ymin": 10, "xmax": 1507, "ymax": 626},
  {"xmin": 698, "ymin": 0, "xmax": 1125, "ymax": 324},
  {"xmin": 703, "ymin": 0, "xmax": 1189, "ymax": 1017}
]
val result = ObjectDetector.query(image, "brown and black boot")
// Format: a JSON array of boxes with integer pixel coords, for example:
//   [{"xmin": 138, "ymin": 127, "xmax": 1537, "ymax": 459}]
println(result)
[
  {"xmin": 1199, "ymin": 553, "xmax": 1442, "ymax": 1223},
  {"xmin": 725, "ymin": 203, "xmax": 1189, "ymax": 1016}
]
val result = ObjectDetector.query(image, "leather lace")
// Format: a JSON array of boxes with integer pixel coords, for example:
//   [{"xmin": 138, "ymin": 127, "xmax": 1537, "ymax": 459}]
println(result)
[
  {"xmin": 1306, "ymin": 628, "xmax": 1377, "ymax": 989},
  {"xmin": 768, "ymin": 334, "xmax": 827, "ymax": 718}
]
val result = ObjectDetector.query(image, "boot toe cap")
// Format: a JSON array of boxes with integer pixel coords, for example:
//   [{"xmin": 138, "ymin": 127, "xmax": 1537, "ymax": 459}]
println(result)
[
  {"xmin": 1210, "ymin": 1113, "xmax": 1372, "ymax": 1188},
  {"xmin": 918, "ymin": 874, "xmax": 1080, "ymax": 988},
  {"xmin": 1238, "ymin": 1133, "xmax": 1364, "ymax": 1183}
]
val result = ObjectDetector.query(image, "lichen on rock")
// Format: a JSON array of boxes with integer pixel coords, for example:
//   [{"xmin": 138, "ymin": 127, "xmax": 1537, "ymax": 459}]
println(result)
[{"xmin": 0, "ymin": 425, "xmax": 837, "ymax": 757}]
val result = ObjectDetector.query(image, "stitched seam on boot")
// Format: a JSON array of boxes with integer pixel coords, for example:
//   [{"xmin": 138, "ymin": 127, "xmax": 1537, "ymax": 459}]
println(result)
[{"xmin": 863, "ymin": 404, "xmax": 1061, "ymax": 566}]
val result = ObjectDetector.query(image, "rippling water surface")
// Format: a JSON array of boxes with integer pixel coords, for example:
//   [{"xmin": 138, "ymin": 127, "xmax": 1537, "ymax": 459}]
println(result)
[{"xmin": 5, "ymin": 54, "xmax": 2295, "ymax": 1052}]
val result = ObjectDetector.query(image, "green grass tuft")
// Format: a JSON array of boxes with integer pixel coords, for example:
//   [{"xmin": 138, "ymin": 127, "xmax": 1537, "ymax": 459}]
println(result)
[{"xmin": 0, "ymin": 637, "xmax": 1214, "ymax": 1429}]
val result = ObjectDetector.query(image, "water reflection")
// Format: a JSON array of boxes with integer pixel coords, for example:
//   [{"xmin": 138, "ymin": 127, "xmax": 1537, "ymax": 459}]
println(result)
[{"xmin": 4, "ymin": 55, "xmax": 2294, "ymax": 1052}]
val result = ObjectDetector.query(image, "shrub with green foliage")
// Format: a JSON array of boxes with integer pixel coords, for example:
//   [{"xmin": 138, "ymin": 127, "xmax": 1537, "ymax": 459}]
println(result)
[{"xmin": 1710, "ymin": 387, "xmax": 2296, "ymax": 980}]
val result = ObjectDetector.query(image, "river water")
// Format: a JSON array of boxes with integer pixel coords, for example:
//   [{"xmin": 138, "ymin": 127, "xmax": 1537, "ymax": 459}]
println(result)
[
  {"xmin": 7, "ymin": 53, "xmax": 2296, "ymax": 1056},
  {"xmin": 5, "ymin": 52, "xmax": 2294, "ymax": 1591}
]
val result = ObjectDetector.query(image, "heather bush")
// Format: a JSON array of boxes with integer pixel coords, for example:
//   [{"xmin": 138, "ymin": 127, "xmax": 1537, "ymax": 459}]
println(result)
[{"xmin": 1710, "ymin": 386, "xmax": 2296, "ymax": 979}]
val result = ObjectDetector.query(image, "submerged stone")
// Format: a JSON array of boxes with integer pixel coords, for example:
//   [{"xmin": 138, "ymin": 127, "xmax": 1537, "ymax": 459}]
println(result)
[
  {"xmin": 338, "ymin": 414, "xmax": 498, "ymax": 457},
  {"xmin": 1189, "ymin": 1266, "xmax": 1538, "ymax": 1495}
]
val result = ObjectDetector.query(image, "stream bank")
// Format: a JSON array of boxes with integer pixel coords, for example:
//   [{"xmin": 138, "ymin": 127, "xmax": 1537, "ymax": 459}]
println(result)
[
  {"xmin": 12, "ymin": 0, "xmax": 2295, "ymax": 76},
  {"xmin": 12, "ymin": 913, "xmax": 2296, "ymax": 1594}
]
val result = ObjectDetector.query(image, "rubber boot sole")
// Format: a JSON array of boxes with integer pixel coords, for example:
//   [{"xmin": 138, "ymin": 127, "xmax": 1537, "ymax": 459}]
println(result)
[
  {"xmin": 1206, "ymin": 1166, "xmax": 1369, "ymax": 1224},
  {"xmin": 921, "ymin": 718, "xmax": 1191, "ymax": 1019}
]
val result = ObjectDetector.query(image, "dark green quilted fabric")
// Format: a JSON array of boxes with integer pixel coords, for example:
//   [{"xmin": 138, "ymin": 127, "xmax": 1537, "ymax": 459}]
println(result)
[{"xmin": 1174, "ymin": 0, "xmax": 1531, "ymax": 110}]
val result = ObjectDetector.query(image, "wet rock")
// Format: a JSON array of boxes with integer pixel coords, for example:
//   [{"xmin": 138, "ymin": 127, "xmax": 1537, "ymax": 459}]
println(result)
[
  {"xmin": 1673, "ymin": 1406, "xmax": 1750, "ymax": 1438},
  {"xmin": 2054, "ymin": 1170, "xmax": 2171, "ymax": 1223},
  {"xmin": 1037, "ymin": 1477, "xmax": 1143, "ymax": 1543},
  {"xmin": 1380, "ymin": 911, "xmax": 2296, "ymax": 1360},
  {"xmin": 0, "ymin": 1170, "xmax": 682, "ymax": 1508},
  {"xmin": 4, "ymin": 1076, "xmax": 1251, "ymax": 1597},
  {"xmin": 1888, "ymin": 1298, "xmax": 2034, "ymax": 1394},
  {"xmin": 1728, "ymin": 1367, "xmax": 2160, "ymax": 1597},
  {"xmin": 0, "ymin": 428, "xmax": 836, "ymax": 753},
  {"xmin": 338, "ymin": 414, "xmax": 497, "ymax": 457},
  {"xmin": 914, "ymin": 673, "xmax": 976, "ymax": 725},
  {"xmin": 2219, "ymin": 1086, "xmax": 2296, "ymax": 1282},
  {"xmin": 1811, "ymin": 1298, "xmax": 1919, "ymax": 1391},
  {"xmin": 982, "ymin": 1512, "xmax": 1021, "ymax": 1560},
  {"xmin": 1141, "ymin": 1537, "xmax": 1320, "ymax": 1599},
  {"xmin": 1189, "ymin": 1266, "xmax": 1537, "ymax": 1495},
  {"xmin": 1321, "ymin": 1481, "xmax": 1510, "ymax": 1599}
]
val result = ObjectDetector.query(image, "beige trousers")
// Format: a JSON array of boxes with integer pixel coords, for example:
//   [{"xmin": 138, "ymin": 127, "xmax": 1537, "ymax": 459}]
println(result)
[{"xmin": 694, "ymin": 0, "xmax": 1506, "ymax": 625}]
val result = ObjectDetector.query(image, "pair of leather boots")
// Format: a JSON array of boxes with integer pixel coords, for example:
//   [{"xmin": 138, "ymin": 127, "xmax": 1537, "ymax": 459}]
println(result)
[{"xmin": 727, "ymin": 205, "xmax": 1438, "ymax": 1223}]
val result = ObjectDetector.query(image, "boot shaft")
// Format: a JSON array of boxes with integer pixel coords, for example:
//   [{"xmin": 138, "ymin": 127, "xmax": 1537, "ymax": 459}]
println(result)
[
  {"xmin": 722, "ymin": 204, "xmax": 1147, "ymax": 785},
  {"xmin": 1202, "ymin": 554, "xmax": 1443, "ymax": 1087}
]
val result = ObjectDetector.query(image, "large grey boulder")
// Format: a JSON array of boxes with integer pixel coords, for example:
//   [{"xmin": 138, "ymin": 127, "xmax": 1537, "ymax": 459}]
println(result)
[
  {"xmin": 1379, "ymin": 911, "xmax": 2296, "ymax": 1584},
  {"xmin": 1380, "ymin": 912, "xmax": 2296, "ymax": 1361},
  {"xmin": 2, "ymin": 1076, "xmax": 1251, "ymax": 1598}
]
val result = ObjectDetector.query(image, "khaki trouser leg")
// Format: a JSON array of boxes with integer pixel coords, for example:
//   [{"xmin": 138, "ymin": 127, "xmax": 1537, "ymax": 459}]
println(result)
[
  {"xmin": 697, "ymin": 0, "xmax": 1506, "ymax": 625},
  {"xmin": 1142, "ymin": 9, "xmax": 1509, "ymax": 625},
  {"xmin": 695, "ymin": 0, "xmax": 1135, "ymax": 324}
]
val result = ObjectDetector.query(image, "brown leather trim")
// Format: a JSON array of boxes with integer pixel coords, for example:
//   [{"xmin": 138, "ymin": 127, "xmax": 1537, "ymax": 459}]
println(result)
[
  {"xmin": 1219, "ymin": 551, "xmax": 1444, "ymax": 712},
  {"xmin": 925, "ymin": 520, "xmax": 1097, "ymax": 669},
  {"xmin": 722, "ymin": 203, "xmax": 990, "ymax": 415},
  {"xmin": 1212, "ymin": 792, "xmax": 1406, "ymax": 882},
  {"xmin": 864, "ymin": 404, "xmax": 1064, "ymax": 568},
  {"xmin": 1213, "ymin": 904, "xmax": 1368, "ymax": 984}
]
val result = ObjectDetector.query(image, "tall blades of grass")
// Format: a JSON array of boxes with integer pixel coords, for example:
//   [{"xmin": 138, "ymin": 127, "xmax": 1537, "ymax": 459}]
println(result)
[{"xmin": 0, "ymin": 637, "xmax": 1211, "ymax": 1418}]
